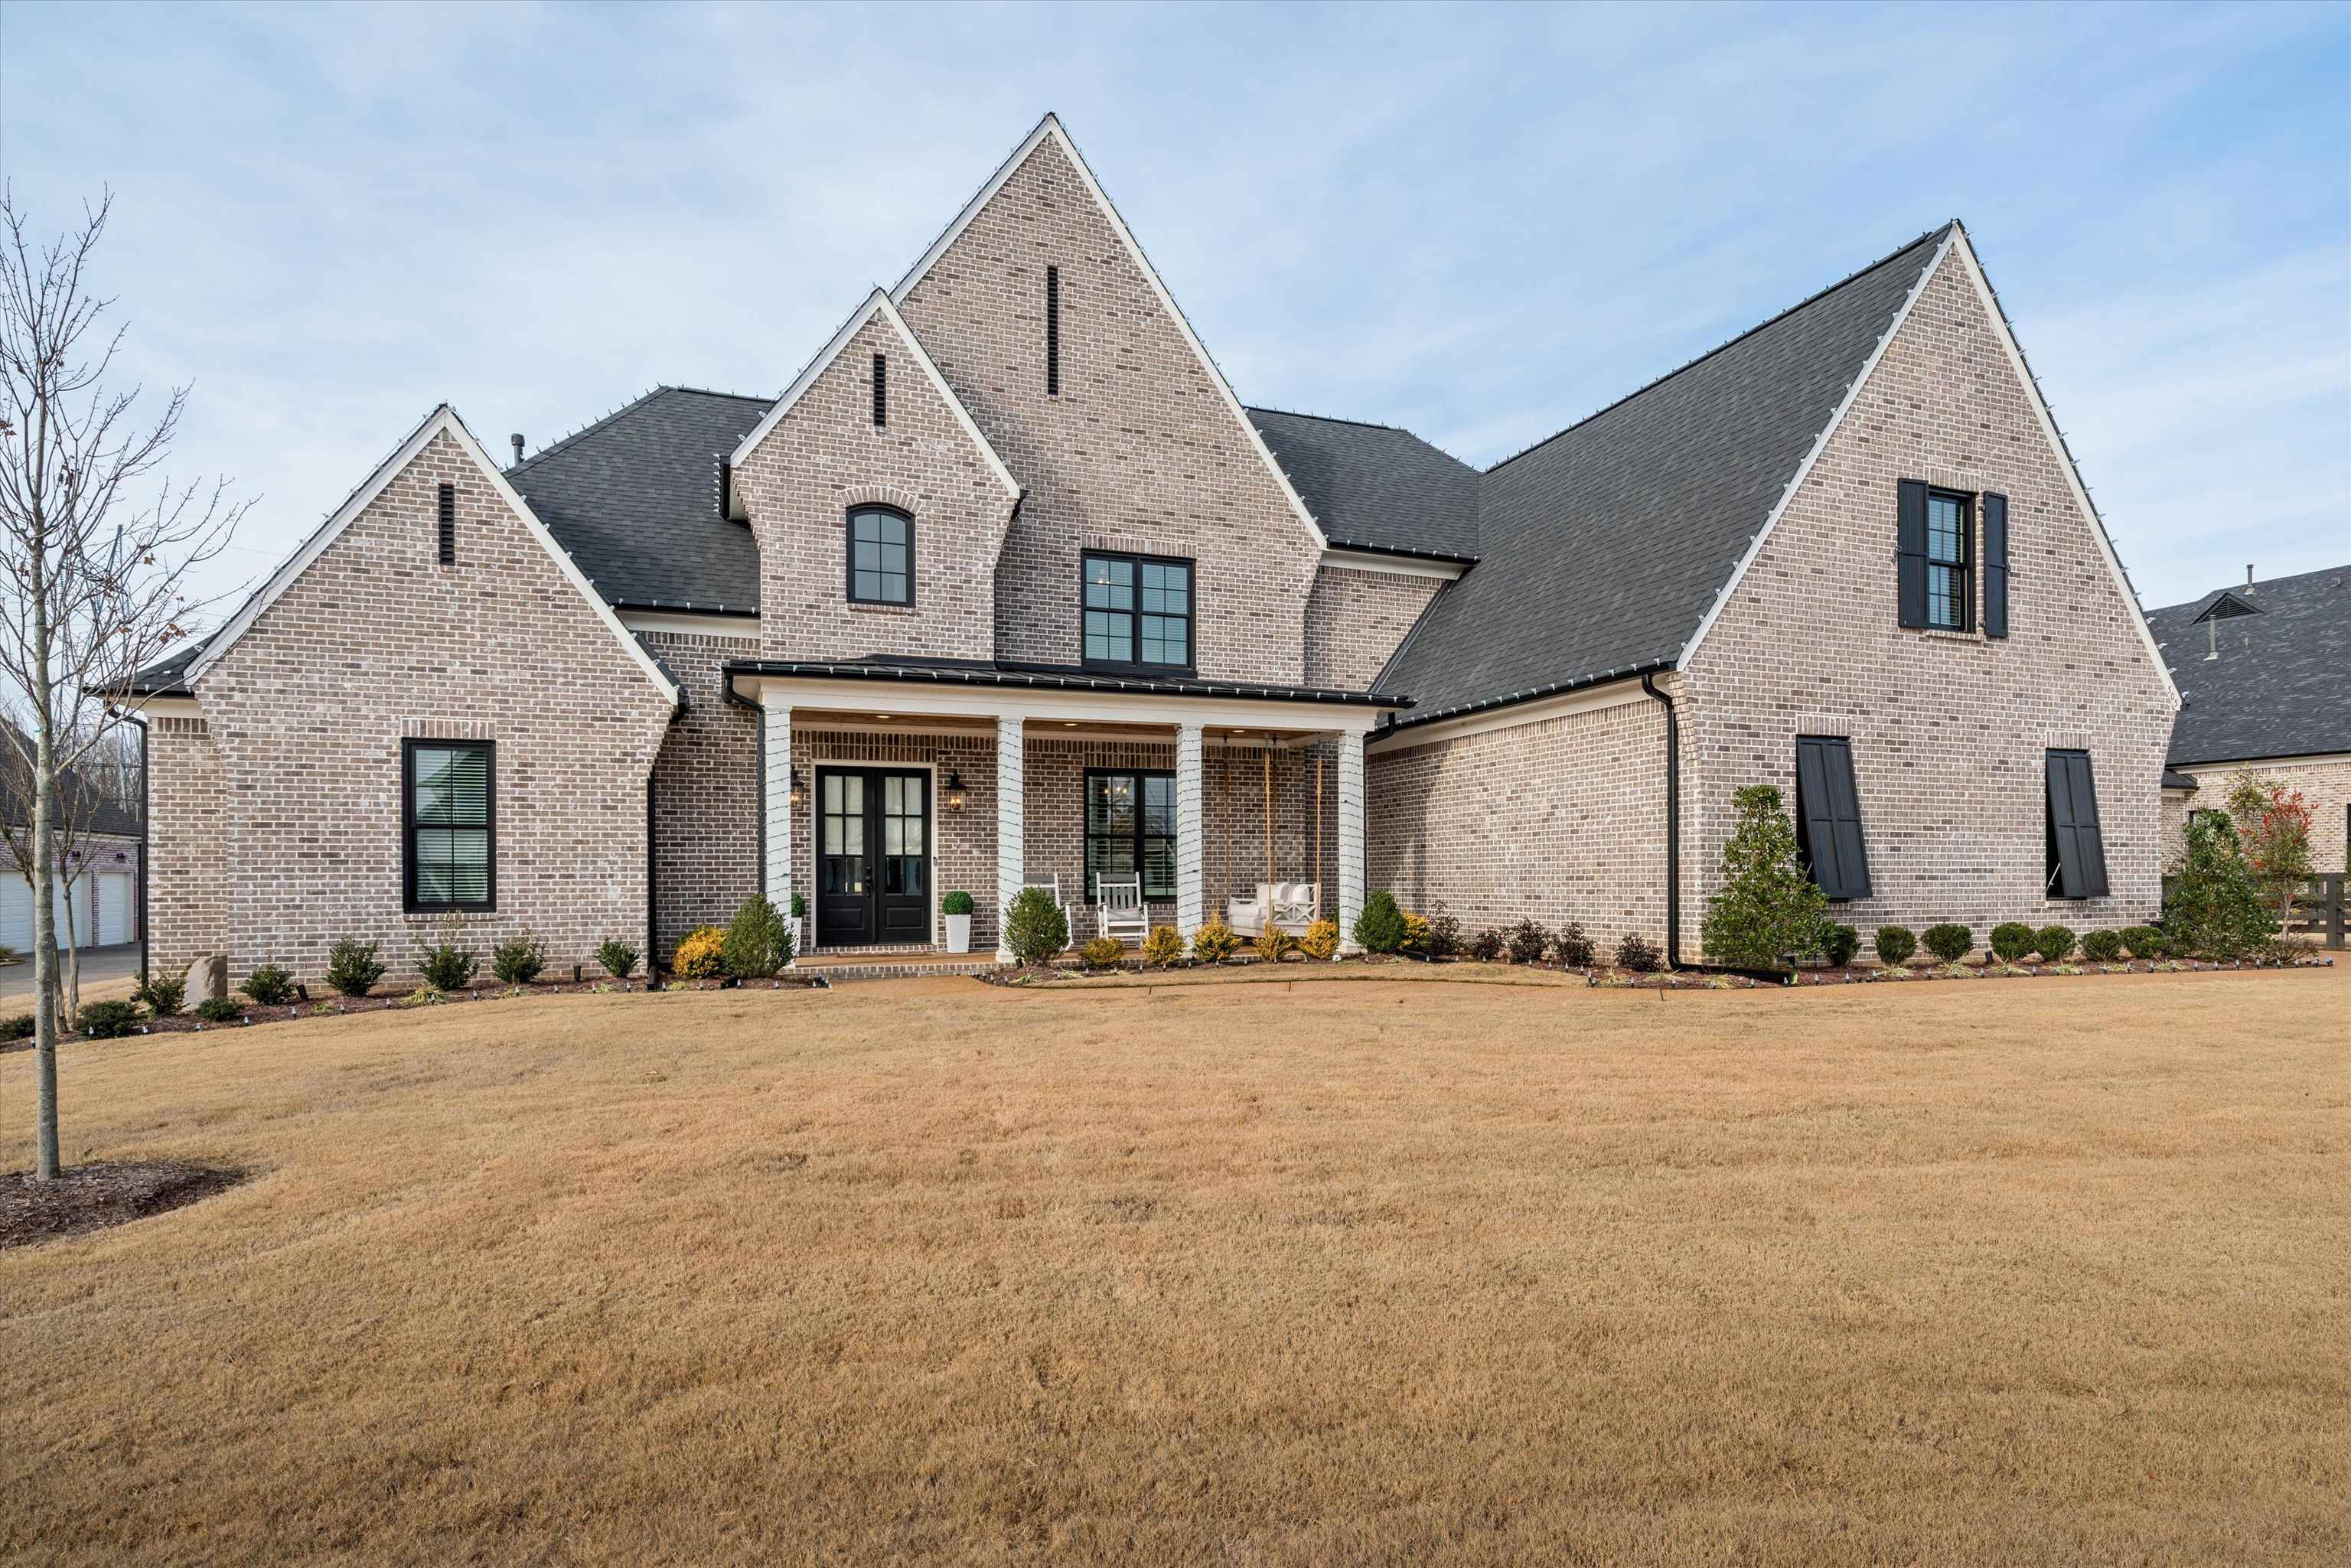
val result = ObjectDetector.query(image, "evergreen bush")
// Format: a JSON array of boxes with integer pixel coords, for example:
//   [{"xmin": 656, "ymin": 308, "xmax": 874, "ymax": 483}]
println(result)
[
  {"xmin": 1254, "ymin": 924, "xmax": 1300, "ymax": 963},
  {"xmin": 1921, "ymin": 924, "xmax": 1974, "ymax": 963},
  {"xmin": 1080, "ymin": 935, "xmax": 1127, "ymax": 970},
  {"xmin": 1142, "ymin": 924, "xmax": 1187, "ymax": 967},
  {"xmin": 596, "ymin": 939, "xmax": 640, "ymax": 980},
  {"xmin": 1699, "ymin": 785, "xmax": 1828, "ymax": 969},
  {"xmin": 2163, "ymin": 813, "xmax": 2278, "ymax": 960},
  {"xmin": 1190, "ymin": 913, "xmax": 1242, "ymax": 963},
  {"xmin": 2, "ymin": 1013, "xmax": 34, "ymax": 1041},
  {"xmin": 1821, "ymin": 924, "xmax": 1860, "ymax": 967},
  {"xmin": 133, "ymin": 963, "xmax": 190, "ymax": 1018},
  {"xmin": 240, "ymin": 965, "xmax": 296, "ymax": 1006},
  {"xmin": 193, "ymin": 996, "xmax": 243, "ymax": 1023},
  {"xmin": 1873, "ymin": 925, "xmax": 1917, "ymax": 965},
  {"xmin": 76, "ymin": 999, "xmax": 140, "ymax": 1038},
  {"xmin": 1989, "ymin": 922, "xmax": 2037, "ymax": 963},
  {"xmin": 324, "ymin": 937, "xmax": 386, "ymax": 998},
  {"xmin": 672, "ymin": 925, "xmax": 728, "ymax": 979},
  {"xmin": 720, "ymin": 894, "xmax": 793, "ymax": 978},
  {"xmin": 1353, "ymin": 891, "xmax": 1407, "ymax": 954},
  {"xmin": 2080, "ymin": 928, "xmax": 2124, "ymax": 962},
  {"xmin": 1002, "ymin": 886, "xmax": 1070, "ymax": 965},
  {"xmin": 1614, "ymin": 932, "xmax": 1663, "ymax": 973},
  {"xmin": 2031, "ymin": 924, "xmax": 2076, "ymax": 963},
  {"xmin": 491, "ymin": 931, "xmax": 546, "ymax": 985},
  {"xmin": 1551, "ymin": 922, "xmax": 1593, "ymax": 968},
  {"xmin": 2117, "ymin": 925, "xmax": 2165, "ymax": 960},
  {"xmin": 1299, "ymin": 918, "xmax": 1340, "ymax": 961}
]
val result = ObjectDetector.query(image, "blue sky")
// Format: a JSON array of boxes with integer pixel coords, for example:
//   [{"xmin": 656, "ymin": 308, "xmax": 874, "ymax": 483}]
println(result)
[{"xmin": 2, "ymin": 0, "xmax": 2344, "ymax": 616}]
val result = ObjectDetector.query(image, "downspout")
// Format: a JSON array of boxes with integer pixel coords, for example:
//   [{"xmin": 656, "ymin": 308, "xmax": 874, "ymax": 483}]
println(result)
[
  {"xmin": 1639, "ymin": 673, "xmax": 1680, "ymax": 969},
  {"xmin": 645, "ymin": 768, "xmax": 660, "ymax": 990},
  {"xmin": 108, "ymin": 706, "xmax": 151, "ymax": 987}
]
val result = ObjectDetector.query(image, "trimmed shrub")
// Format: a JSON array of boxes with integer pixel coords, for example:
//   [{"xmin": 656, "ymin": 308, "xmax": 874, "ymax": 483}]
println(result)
[
  {"xmin": 1353, "ymin": 892, "xmax": 1407, "ymax": 954},
  {"xmin": 673, "ymin": 925, "xmax": 728, "ymax": 980},
  {"xmin": 1873, "ymin": 925, "xmax": 1917, "ymax": 966},
  {"xmin": 491, "ymin": 931, "xmax": 547, "ymax": 986},
  {"xmin": 790, "ymin": 893, "xmax": 807, "ymax": 919},
  {"xmin": 2164, "ymin": 813, "xmax": 2278, "ymax": 960},
  {"xmin": 134, "ymin": 963, "xmax": 190, "ymax": 1018},
  {"xmin": 1921, "ymin": 923, "xmax": 1974, "ymax": 963},
  {"xmin": 193, "ymin": 996, "xmax": 243, "ymax": 1024},
  {"xmin": 941, "ymin": 890, "xmax": 975, "ymax": 917},
  {"xmin": 596, "ymin": 939, "xmax": 640, "ymax": 980},
  {"xmin": 76, "ymin": 999, "xmax": 139, "ymax": 1039},
  {"xmin": 1821, "ymin": 923, "xmax": 1860, "ymax": 967},
  {"xmin": 2, "ymin": 1013, "xmax": 33, "ymax": 1041},
  {"xmin": 240, "ymin": 965, "xmax": 296, "ymax": 1006},
  {"xmin": 416, "ymin": 919, "xmax": 478, "ymax": 993},
  {"xmin": 1191, "ymin": 913, "xmax": 1242, "ymax": 963},
  {"xmin": 1552, "ymin": 922, "xmax": 1594, "ymax": 968},
  {"xmin": 1468, "ymin": 927, "xmax": 1504, "ymax": 963},
  {"xmin": 1504, "ymin": 918, "xmax": 1552, "ymax": 967},
  {"xmin": 1399, "ymin": 911, "xmax": 1432, "ymax": 954},
  {"xmin": 1989, "ymin": 922, "xmax": 2037, "ymax": 963},
  {"xmin": 1700, "ymin": 784, "xmax": 1828, "ymax": 969},
  {"xmin": 1614, "ymin": 932, "xmax": 1663, "ymax": 973},
  {"xmin": 2117, "ymin": 925, "xmax": 2165, "ymax": 960},
  {"xmin": 1141, "ymin": 924, "xmax": 1187, "ymax": 967},
  {"xmin": 720, "ymin": 894, "xmax": 793, "ymax": 978},
  {"xmin": 1299, "ymin": 918, "xmax": 1340, "ymax": 962},
  {"xmin": 2032, "ymin": 924, "xmax": 2076, "ymax": 963},
  {"xmin": 324, "ymin": 937, "xmax": 386, "ymax": 998},
  {"xmin": 1080, "ymin": 935, "xmax": 1127, "ymax": 970},
  {"xmin": 1003, "ymin": 886, "xmax": 1070, "ymax": 965},
  {"xmin": 1254, "ymin": 924, "xmax": 1300, "ymax": 963},
  {"xmin": 2080, "ymin": 928, "xmax": 2124, "ymax": 963}
]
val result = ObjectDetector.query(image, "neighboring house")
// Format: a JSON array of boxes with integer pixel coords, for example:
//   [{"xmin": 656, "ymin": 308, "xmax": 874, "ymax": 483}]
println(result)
[
  {"xmin": 0, "ymin": 725, "xmax": 145, "ymax": 953},
  {"xmin": 2147, "ymin": 565, "xmax": 2350, "ymax": 873},
  {"xmin": 130, "ymin": 115, "xmax": 2177, "ymax": 980}
]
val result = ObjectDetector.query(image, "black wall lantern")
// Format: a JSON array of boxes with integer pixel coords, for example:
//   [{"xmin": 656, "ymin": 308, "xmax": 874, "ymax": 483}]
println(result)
[
  {"xmin": 787, "ymin": 765, "xmax": 806, "ymax": 810},
  {"xmin": 944, "ymin": 768, "xmax": 966, "ymax": 812}
]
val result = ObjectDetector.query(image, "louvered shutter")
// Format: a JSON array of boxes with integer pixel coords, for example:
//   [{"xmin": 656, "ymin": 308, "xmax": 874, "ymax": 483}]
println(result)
[
  {"xmin": 1896, "ymin": 479, "xmax": 1928, "ymax": 628},
  {"xmin": 2045, "ymin": 748, "xmax": 2108, "ymax": 899},
  {"xmin": 1797, "ymin": 736, "xmax": 1873, "ymax": 901},
  {"xmin": 1982, "ymin": 491, "xmax": 2010, "ymax": 638}
]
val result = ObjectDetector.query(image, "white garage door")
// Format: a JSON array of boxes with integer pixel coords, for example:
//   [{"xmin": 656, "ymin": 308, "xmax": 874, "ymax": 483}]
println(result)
[
  {"xmin": 97, "ymin": 872, "xmax": 134, "ymax": 946},
  {"xmin": 0, "ymin": 877, "xmax": 28, "ymax": 955}
]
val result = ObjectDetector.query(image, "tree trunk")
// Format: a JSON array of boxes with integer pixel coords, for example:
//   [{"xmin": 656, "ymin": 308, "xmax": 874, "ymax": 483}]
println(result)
[
  {"xmin": 31, "ymin": 723, "xmax": 60, "ymax": 1180},
  {"xmin": 62, "ymin": 870, "xmax": 83, "ymax": 1017}
]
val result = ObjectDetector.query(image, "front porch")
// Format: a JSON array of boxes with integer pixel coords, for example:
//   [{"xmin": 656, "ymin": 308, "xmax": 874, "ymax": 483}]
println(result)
[{"xmin": 726, "ymin": 664, "xmax": 1392, "ymax": 963}]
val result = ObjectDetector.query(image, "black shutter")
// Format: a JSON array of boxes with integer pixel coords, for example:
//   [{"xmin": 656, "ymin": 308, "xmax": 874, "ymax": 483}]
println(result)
[
  {"xmin": 2045, "ymin": 748, "xmax": 2108, "ymax": 899},
  {"xmin": 1896, "ymin": 479, "xmax": 1928, "ymax": 628},
  {"xmin": 437, "ymin": 482, "xmax": 455, "ymax": 566},
  {"xmin": 1045, "ymin": 265, "xmax": 1060, "ymax": 396},
  {"xmin": 1982, "ymin": 491, "xmax": 2009, "ymax": 638},
  {"xmin": 1796, "ymin": 736, "xmax": 1873, "ymax": 901},
  {"xmin": 872, "ymin": 354, "xmax": 887, "ymax": 428}
]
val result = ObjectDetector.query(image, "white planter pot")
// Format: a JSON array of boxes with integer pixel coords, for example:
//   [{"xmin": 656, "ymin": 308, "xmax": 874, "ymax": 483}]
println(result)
[{"xmin": 944, "ymin": 912, "xmax": 972, "ymax": 954}]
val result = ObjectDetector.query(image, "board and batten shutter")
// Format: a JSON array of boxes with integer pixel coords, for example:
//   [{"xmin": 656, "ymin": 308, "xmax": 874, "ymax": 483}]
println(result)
[
  {"xmin": 1795, "ymin": 736, "xmax": 1873, "ymax": 901},
  {"xmin": 2044, "ymin": 748, "xmax": 2108, "ymax": 898},
  {"xmin": 1896, "ymin": 479, "xmax": 1929, "ymax": 628},
  {"xmin": 1981, "ymin": 491, "xmax": 2010, "ymax": 638}
]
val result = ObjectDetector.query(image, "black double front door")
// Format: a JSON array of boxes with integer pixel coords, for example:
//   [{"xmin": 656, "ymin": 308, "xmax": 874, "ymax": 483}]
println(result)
[{"xmin": 816, "ymin": 768, "xmax": 930, "ymax": 946}]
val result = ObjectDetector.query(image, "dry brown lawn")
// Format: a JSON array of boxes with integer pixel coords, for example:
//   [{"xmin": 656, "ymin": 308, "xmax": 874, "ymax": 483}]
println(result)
[{"xmin": 4, "ymin": 966, "xmax": 2346, "ymax": 1566}]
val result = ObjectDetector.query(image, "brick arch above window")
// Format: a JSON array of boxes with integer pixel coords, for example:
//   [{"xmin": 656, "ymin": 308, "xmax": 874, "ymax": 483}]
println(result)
[{"xmin": 840, "ymin": 483, "xmax": 923, "ymax": 517}]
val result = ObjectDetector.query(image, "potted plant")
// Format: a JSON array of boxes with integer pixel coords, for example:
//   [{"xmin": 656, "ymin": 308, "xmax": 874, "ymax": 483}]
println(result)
[{"xmin": 943, "ymin": 890, "xmax": 975, "ymax": 954}]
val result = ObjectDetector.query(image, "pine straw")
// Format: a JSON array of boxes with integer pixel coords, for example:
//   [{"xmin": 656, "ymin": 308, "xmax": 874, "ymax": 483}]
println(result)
[{"xmin": 2, "ymin": 967, "xmax": 2345, "ymax": 1566}]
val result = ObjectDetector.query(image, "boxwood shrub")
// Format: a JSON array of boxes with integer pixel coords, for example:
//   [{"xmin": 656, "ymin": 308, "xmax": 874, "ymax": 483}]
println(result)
[
  {"xmin": 240, "ymin": 964, "xmax": 296, "ymax": 1006},
  {"xmin": 1989, "ymin": 922, "xmax": 2036, "ymax": 963},
  {"xmin": 2032, "ymin": 924, "xmax": 2076, "ymax": 963},
  {"xmin": 2118, "ymin": 925, "xmax": 2166, "ymax": 960},
  {"xmin": 76, "ymin": 999, "xmax": 139, "ymax": 1039},
  {"xmin": 2080, "ymin": 928, "xmax": 2124, "ymax": 962},
  {"xmin": 1873, "ymin": 925, "xmax": 1916, "ymax": 965},
  {"xmin": 1821, "ymin": 923, "xmax": 1860, "ymax": 967},
  {"xmin": 1921, "ymin": 923, "xmax": 1974, "ymax": 963}
]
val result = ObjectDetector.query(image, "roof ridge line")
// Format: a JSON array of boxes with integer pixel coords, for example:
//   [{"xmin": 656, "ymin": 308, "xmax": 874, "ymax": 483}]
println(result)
[
  {"xmin": 507, "ymin": 387, "xmax": 673, "ymax": 475},
  {"xmin": 658, "ymin": 383, "xmax": 778, "ymax": 405},
  {"xmin": 2147, "ymin": 561, "xmax": 2351, "ymax": 615},
  {"xmin": 1247, "ymin": 404, "xmax": 1399, "ymax": 432},
  {"xmin": 1483, "ymin": 222, "xmax": 1955, "ymax": 477}
]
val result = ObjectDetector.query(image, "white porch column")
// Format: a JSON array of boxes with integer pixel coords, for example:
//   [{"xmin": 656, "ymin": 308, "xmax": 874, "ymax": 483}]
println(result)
[
  {"xmin": 761, "ymin": 696, "xmax": 794, "ymax": 916},
  {"xmin": 995, "ymin": 713, "xmax": 1025, "ymax": 963},
  {"xmin": 1175, "ymin": 722, "xmax": 1205, "ymax": 934},
  {"xmin": 1336, "ymin": 727, "xmax": 1366, "ymax": 954}
]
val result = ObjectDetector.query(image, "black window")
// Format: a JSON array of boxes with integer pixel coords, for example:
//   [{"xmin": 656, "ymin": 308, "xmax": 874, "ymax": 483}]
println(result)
[
  {"xmin": 872, "ymin": 354, "xmax": 887, "ymax": 428},
  {"xmin": 1925, "ymin": 489, "xmax": 1971, "ymax": 631},
  {"xmin": 436, "ymin": 482, "xmax": 455, "ymax": 566},
  {"xmin": 1085, "ymin": 769, "xmax": 1176, "ymax": 901},
  {"xmin": 847, "ymin": 507, "xmax": 911, "ymax": 605},
  {"xmin": 1082, "ymin": 551, "xmax": 1191, "ymax": 670},
  {"xmin": 403, "ymin": 740, "xmax": 494, "ymax": 912},
  {"xmin": 1795, "ymin": 735, "xmax": 1872, "ymax": 901},
  {"xmin": 1045, "ymin": 265, "xmax": 1060, "ymax": 396},
  {"xmin": 2045, "ymin": 748, "xmax": 2108, "ymax": 899}
]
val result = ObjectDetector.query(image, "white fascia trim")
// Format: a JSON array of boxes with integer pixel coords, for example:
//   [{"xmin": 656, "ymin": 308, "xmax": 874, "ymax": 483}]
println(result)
[
  {"xmin": 1950, "ymin": 229, "xmax": 2181, "ymax": 710},
  {"xmin": 1365, "ymin": 675, "xmax": 1648, "ymax": 755},
  {"xmin": 733, "ymin": 674, "xmax": 1387, "ymax": 735},
  {"xmin": 726, "ymin": 289, "xmax": 1018, "ymax": 500},
  {"xmin": 889, "ymin": 114, "xmax": 1330, "ymax": 553},
  {"xmin": 1679, "ymin": 229, "xmax": 1956, "ymax": 669},
  {"xmin": 1319, "ymin": 548, "xmax": 1469, "ymax": 582},
  {"xmin": 132, "ymin": 695, "xmax": 204, "ymax": 721},
  {"xmin": 187, "ymin": 405, "xmax": 680, "ymax": 707},
  {"xmin": 618, "ymin": 609, "xmax": 761, "ymax": 640},
  {"xmin": 2170, "ymin": 750, "xmax": 2351, "ymax": 775}
]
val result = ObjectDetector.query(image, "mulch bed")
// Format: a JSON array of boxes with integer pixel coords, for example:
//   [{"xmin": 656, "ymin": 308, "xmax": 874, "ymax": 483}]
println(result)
[
  {"xmin": 2, "ymin": 971, "xmax": 829, "ymax": 1051},
  {"xmin": 984, "ymin": 951, "xmax": 2336, "ymax": 989},
  {"xmin": 2, "ymin": 1160, "xmax": 249, "ymax": 1250}
]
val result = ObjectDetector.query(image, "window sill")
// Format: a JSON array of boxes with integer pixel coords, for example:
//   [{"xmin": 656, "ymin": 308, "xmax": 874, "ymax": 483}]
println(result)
[
  {"xmin": 403, "ymin": 908, "xmax": 499, "ymax": 922},
  {"xmin": 1913, "ymin": 627, "xmax": 1984, "ymax": 644},
  {"xmin": 847, "ymin": 601, "xmax": 915, "ymax": 616}
]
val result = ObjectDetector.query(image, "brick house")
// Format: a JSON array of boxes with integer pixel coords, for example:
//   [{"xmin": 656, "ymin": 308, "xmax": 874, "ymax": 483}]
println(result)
[
  {"xmin": 131, "ymin": 115, "xmax": 2178, "ymax": 980},
  {"xmin": 2149, "ymin": 565, "xmax": 2350, "ymax": 874}
]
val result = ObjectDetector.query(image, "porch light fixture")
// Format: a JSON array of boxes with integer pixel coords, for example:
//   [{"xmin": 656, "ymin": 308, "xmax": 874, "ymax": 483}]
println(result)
[
  {"xmin": 944, "ymin": 769, "xmax": 966, "ymax": 812},
  {"xmin": 787, "ymin": 766, "xmax": 806, "ymax": 810}
]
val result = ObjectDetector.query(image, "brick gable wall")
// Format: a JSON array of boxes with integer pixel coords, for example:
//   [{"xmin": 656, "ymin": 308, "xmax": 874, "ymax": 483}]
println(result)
[
  {"xmin": 896, "ymin": 135, "xmax": 1321, "ymax": 683},
  {"xmin": 176, "ymin": 429, "xmax": 674, "ymax": 987},
  {"xmin": 146, "ymin": 715, "xmax": 226, "ymax": 973},
  {"xmin": 738, "ymin": 313, "xmax": 1012, "ymax": 664},
  {"xmin": 644, "ymin": 628, "xmax": 761, "ymax": 957},
  {"xmin": 1676, "ymin": 244, "xmax": 2177, "ymax": 941},
  {"xmin": 1304, "ymin": 567, "xmax": 1442, "ymax": 692}
]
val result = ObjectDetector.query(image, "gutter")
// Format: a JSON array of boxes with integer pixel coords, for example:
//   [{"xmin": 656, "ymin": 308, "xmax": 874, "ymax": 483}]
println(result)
[
  {"xmin": 1384, "ymin": 658, "xmax": 1672, "ymax": 735},
  {"xmin": 1639, "ymin": 673, "xmax": 1681, "ymax": 970}
]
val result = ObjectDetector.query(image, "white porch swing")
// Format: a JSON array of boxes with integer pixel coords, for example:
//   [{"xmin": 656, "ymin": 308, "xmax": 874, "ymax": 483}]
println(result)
[{"xmin": 1221, "ymin": 739, "xmax": 1320, "ymax": 937}]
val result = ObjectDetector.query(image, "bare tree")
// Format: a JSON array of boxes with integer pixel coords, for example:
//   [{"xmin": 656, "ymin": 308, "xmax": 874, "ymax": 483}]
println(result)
[{"xmin": 0, "ymin": 187, "xmax": 246, "ymax": 1179}]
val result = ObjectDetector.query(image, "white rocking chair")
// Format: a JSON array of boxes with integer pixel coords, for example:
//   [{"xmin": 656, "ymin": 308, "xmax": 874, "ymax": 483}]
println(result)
[
  {"xmin": 1022, "ymin": 872, "xmax": 1074, "ymax": 951},
  {"xmin": 1095, "ymin": 875, "xmax": 1150, "ymax": 948}
]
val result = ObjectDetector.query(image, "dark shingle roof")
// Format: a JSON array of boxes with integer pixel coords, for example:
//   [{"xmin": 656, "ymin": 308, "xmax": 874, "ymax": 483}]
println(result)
[
  {"xmin": 2145, "ymin": 565, "xmax": 2351, "ymax": 765},
  {"xmin": 1, "ymin": 724, "xmax": 142, "ymax": 838},
  {"xmin": 127, "ymin": 641, "xmax": 205, "ymax": 698},
  {"xmin": 1247, "ymin": 409, "xmax": 1480, "ymax": 560},
  {"xmin": 506, "ymin": 386, "xmax": 771, "ymax": 614},
  {"xmin": 1382, "ymin": 225, "xmax": 1952, "ymax": 722}
]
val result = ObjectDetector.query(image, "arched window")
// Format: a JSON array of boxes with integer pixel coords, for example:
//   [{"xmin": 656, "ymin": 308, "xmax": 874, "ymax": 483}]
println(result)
[{"xmin": 846, "ymin": 507, "xmax": 912, "ymax": 605}]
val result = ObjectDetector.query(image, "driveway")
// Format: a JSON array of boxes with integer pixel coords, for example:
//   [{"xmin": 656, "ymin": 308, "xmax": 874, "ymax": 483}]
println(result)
[{"xmin": 0, "ymin": 942, "xmax": 143, "ymax": 1014}]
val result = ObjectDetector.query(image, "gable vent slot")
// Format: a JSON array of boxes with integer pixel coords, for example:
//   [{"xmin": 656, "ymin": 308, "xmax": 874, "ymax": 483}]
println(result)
[
  {"xmin": 1045, "ymin": 265, "xmax": 1060, "ymax": 396},
  {"xmin": 872, "ymin": 354, "xmax": 888, "ymax": 429},
  {"xmin": 437, "ymin": 483, "xmax": 455, "ymax": 566}
]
